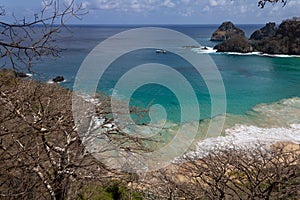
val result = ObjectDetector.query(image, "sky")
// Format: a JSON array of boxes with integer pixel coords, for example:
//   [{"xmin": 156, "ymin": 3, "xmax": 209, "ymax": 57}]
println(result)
[{"xmin": 1, "ymin": 0, "xmax": 300, "ymax": 24}]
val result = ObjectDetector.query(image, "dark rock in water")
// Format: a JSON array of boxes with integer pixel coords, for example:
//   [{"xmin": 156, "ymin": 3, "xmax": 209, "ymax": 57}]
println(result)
[
  {"xmin": 15, "ymin": 72, "xmax": 29, "ymax": 78},
  {"xmin": 211, "ymin": 21, "xmax": 245, "ymax": 41},
  {"xmin": 255, "ymin": 20, "xmax": 300, "ymax": 55},
  {"xmin": 250, "ymin": 22, "xmax": 277, "ymax": 40},
  {"xmin": 214, "ymin": 36, "xmax": 253, "ymax": 53},
  {"xmin": 52, "ymin": 76, "xmax": 64, "ymax": 83},
  {"xmin": 213, "ymin": 18, "xmax": 300, "ymax": 55}
]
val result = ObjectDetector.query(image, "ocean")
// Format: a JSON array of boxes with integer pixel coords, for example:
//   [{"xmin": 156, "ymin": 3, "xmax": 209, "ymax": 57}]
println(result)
[{"xmin": 28, "ymin": 24, "xmax": 300, "ymax": 153}]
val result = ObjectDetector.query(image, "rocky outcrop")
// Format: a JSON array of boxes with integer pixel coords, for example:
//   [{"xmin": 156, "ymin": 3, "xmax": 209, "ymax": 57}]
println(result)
[
  {"xmin": 257, "ymin": 20, "xmax": 300, "ymax": 55},
  {"xmin": 211, "ymin": 21, "xmax": 245, "ymax": 41},
  {"xmin": 214, "ymin": 36, "xmax": 253, "ymax": 53},
  {"xmin": 213, "ymin": 19, "xmax": 300, "ymax": 55},
  {"xmin": 0, "ymin": 69, "xmax": 30, "ymax": 78},
  {"xmin": 15, "ymin": 72, "xmax": 29, "ymax": 78},
  {"xmin": 250, "ymin": 22, "xmax": 277, "ymax": 40},
  {"xmin": 52, "ymin": 76, "xmax": 64, "ymax": 83}
]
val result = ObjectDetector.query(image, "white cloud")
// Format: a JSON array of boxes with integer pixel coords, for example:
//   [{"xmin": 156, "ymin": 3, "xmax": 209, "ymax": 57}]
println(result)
[
  {"xmin": 240, "ymin": 5, "xmax": 247, "ymax": 14},
  {"xmin": 92, "ymin": 0, "xmax": 121, "ymax": 10},
  {"xmin": 180, "ymin": 7, "xmax": 193, "ymax": 16},
  {"xmin": 87, "ymin": 0, "xmax": 177, "ymax": 12},
  {"xmin": 162, "ymin": 0, "xmax": 176, "ymax": 8},
  {"xmin": 84, "ymin": 0, "xmax": 232, "ymax": 14},
  {"xmin": 81, "ymin": 1, "xmax": 91, "ymax": 9},
  {"xmin": 287, "ymin": 0, "xmax": 300, "ymax": 6},
  {"xmin": 209, "ymin": 0, "xmax": 218, "ymax": 6},
  {"xmin": 209, "ymin": 0, "xmax": 226, "ymax": 7},
  {"xmin": 76, "ymin": 0, "xmax": 300, "ymax": 23},
  {"xmin": 180, "ymin": 0, "xmax": 190, "ymax": 5},
  {"xmin": 203, "ymin": 5, "xmax": 210, "ymax": 12}
]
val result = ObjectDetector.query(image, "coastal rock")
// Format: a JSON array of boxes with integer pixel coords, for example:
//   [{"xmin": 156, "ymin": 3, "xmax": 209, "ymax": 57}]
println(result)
[
  {"xmin": 213, "ymin": 18, "xmax": 300, "ymax": 55},
  {"xmin": 250, "ymin": 22, "xmax": 277, "ymax": 40},
  {"xmin": 52, "ymin": 76, "xmax": 64, "ymax": 83},
  {"xmin": 0, "ymin": 69, "xmax": 30, "ymax": 78},
  {"xmin": 211, "ymin": 21, "xmax": 245, "ymax": 41},
  {"xmin": 214, "ymin": 36, "xmax": 253, "ymax": 53},
  {"xmin": 258, "ymin": 19, "xmax": 300, "ymax": 55},
  {"xmin": 15, "ymin": 72, "xmax": 29, "ymax": 78}
]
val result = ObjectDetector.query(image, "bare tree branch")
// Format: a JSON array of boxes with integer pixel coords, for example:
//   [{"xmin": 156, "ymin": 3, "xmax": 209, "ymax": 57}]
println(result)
[
  {"xmin": 0, "ymin": 0, "xmax": 86, "ymax": 72},
  {"xmin": 258, "ymin": 0, "xmax": 287, "ymax": 8}
]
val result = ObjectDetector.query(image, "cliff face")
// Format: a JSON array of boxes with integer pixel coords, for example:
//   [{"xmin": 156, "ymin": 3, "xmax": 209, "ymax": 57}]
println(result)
[
  {"xmin": 250, "ymin": 22, "xmax": 277, "ymax": 40},
  {"xmin": 214, "ymin": 36, "xmax": 253, "ymax": 53},
  {"xmin": 211, "ymin": 21, "xmax": 245, "ymax": 41},
  {"xmin": 257, "ymin": 20, "xmax": 300, "ymax": 55},
  {"xmin": 213, "ymin": 19, "xmax": 300, "ymax": 55}
]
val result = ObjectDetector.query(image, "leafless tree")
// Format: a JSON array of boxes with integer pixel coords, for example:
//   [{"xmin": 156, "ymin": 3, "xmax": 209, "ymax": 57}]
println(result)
[
  {"xmin": 142, "ymin": 143, "xmax": 300, "ymax": 199},
  {"xmin": 0, "ymin": 1, "xmax": 157, "ymax": 199},
  {"xmin": 0, "ymin": 0, "xmax": 85, "ymax": 72},
  {"xmin": 0, "ymin": 1, "xmax": 295, "ymax": 199},
  {"xmin": 0, "ymin": 69, "xmax": 150, "ymax": 199},
  {"xmin": 0, "ymin": 70, "xmax": 100, "ymax": 199}
]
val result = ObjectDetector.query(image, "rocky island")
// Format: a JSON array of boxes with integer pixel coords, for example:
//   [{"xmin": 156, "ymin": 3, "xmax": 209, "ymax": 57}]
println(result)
[
  {"xmin": 212, "ymin": 18, "xmax": 300, "ymax": 55},
  {"xmin": 250, "ymin": 22, "xmax": 277, "ymax": 40},
  {"xmin": 211, "ymin": 21, "xmax": 245, "ymax": 41}
]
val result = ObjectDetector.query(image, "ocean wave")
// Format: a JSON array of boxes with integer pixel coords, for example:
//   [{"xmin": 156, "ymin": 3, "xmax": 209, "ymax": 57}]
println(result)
[
  {"xmin": 72, "ymin": 92, "xmax": 300, "ymax": 160},
  {"xmin": 74, "ymin": 93, "xmax": 102, "ymax": 106},
  {"xmin": 224, "ymin": 51, "xmax": 261, "ymax": 56},
  {"xmin": 190, "ymin": 46, "xmax": 217, "ymax": 54},
  {"xmin": 178, "ymin": 97, "xmax": 300, "ymax": 159},
  {"xmin": 191, "ymin": 46, "xmax": 300, "ymax": 58},
  {"xmin": 47, "ymin": 79, "xmax": 67, "ymax": 84},
  {"xmin": 259, "ymin": 53, "xmax": 300, "ymax": 58},
  {"xmin": 248, "ymin": 97, "xmax": 300, "ymax": 127},
  {"xmin": 217, "ymin": 51, "xmax": 300, "ymax": 58},
  {"xmin": 183, "ymin": 123, "xmax": 300, "ymax": 159}
]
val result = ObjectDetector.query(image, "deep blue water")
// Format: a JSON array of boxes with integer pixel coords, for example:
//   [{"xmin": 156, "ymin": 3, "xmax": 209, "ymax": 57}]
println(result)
[{"xmin": 27, "ymin": 25, "xmax": 300, "ymax": 123}]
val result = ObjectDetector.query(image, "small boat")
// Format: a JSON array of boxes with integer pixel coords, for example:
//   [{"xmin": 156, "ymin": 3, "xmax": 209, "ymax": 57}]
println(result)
[{"xmin": 156, "ymin": 49, "xmax": 167, "ymax": 54}]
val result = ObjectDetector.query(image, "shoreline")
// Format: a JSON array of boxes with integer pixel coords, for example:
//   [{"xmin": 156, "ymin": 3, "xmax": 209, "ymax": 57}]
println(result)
[
  {"xmin": 78, "ymin": 88, "xmax": 300, "ymax": 156},
  {"xmin": 191, "ymin": 46, "xmax": 300, "ymax": 58}
]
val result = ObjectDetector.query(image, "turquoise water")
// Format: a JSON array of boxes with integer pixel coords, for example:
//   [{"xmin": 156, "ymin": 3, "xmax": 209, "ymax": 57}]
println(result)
[{"xmin": 27, "ymin": 25, "xmax": 300, "ymax": 124}]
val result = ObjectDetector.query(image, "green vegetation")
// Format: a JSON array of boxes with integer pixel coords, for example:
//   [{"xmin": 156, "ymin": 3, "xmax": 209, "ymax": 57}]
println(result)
[{"xmin": 78, "ymin": 182, "xmax": 143, "ymax": 200}]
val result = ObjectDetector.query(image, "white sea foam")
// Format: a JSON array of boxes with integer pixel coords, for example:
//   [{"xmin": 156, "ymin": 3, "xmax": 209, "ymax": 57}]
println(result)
[
  {"xmin": 47, "ymin": 80, "xmax": 54, "ymax": 84},
  {"xmin": 249, "ymin": 97, "xmax": 300, "ymax": 127},
  {"xmin": 75, "ymin": 93, "xmax": 102, "ymax": 106},
  {"xmin": 225, "ymin": 51, "xmax": 261, "ymax": 56},
  {"xmin": 259, "ymin": 53, "xmax": 300, "ymax": 58},
  {"xmin": 173, "ymin": 97, "xmax": 300, "ymax": 160},
  {"xmin": 74, "ymin": 90, "xmax": 300, "ymax": 161},
  {"xmin": 184, "ymin": 124, "xmax": 300, "ymax": 159},
  {"xmin": 191, "ymin": 46, "xmax": 300, "ymax": 58},
  {"xmin": 191, "ymin": 46, "xmax": 217, "ymax": 54},
  {"xmin": 218, "ymin": 51, "xmax": 300, "ymax": 57},
  {"xmin": 47, "ymin": 79, "xmax": 67, "ymax": 84}
]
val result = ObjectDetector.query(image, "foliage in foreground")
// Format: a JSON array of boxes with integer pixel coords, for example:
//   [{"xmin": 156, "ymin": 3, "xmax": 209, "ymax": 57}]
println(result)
[
  {"xmin": 0, "ymin": 69, "xmax": 139, "ymax": 199},
  {"xmin": 143, "ymin": 142, "xmax": 300, "ymax": 199},
  {"xmin": 0, "ymin": 70, "xmax": 299, "ymax": 200}
]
